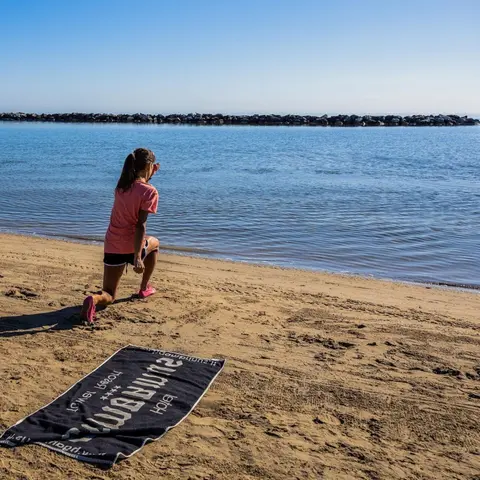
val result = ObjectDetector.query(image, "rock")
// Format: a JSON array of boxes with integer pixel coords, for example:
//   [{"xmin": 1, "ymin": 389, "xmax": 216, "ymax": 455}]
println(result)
[
  {"xmin": 366, "ymin": 119, "xmax": 384, "ymax": 126},
  {"xmin": 385, "ymin": 115, "xmax": 401, "ymax": 126}
]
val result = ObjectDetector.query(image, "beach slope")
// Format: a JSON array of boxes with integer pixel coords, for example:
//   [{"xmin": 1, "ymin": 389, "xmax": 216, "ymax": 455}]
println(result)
[{"xmin": 0, "ymin": 234, "xmax": 479, "ymax": 479}]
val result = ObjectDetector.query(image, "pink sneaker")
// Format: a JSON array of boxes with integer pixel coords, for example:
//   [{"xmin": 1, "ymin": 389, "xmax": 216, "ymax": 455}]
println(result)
[
  {"xmin": 81, "ymin": 295, "xmax": 96, "ymax": 325},
  {"xmin": 139, "ymin": 285, "xmax": 156, "ymax": 299}
]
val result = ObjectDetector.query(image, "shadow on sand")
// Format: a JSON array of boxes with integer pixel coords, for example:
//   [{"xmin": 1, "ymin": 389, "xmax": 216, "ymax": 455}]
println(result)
[{"xmin": 0, "ymin": 297, "xmax": 134, "ymax": 338}]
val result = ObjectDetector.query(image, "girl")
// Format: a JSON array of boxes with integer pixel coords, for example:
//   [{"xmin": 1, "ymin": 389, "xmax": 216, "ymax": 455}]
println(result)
[{"xmin": 81, "ymin": 148, "xmax": 160, "ymax": 324}]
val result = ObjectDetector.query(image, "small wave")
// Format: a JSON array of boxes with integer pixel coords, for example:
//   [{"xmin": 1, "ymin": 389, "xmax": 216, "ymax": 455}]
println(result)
[
  {"xmin": 314, "ymin": 169, "xmax": 342, "ymax": 175},
  {"xmin": 198, "ymin": 166, "xmax": 215, "ymax": 172},
  {"xmin": 160, "ymin": 244, "xmax": 219, "ymax": 255},
  {"xmin": 416, "ymin": 280, "xmax": 480, "ymax": 291},
  {"xmin": 51, "ymin": 233, "xmax": 104, "ymax": 243},
  {"xmin": 0, "ymin": 159, "xmax": 27, "ymax": 165},
  {"xmin": 242, "ymin": 168, "xmax": 276, "ymax": 174}
]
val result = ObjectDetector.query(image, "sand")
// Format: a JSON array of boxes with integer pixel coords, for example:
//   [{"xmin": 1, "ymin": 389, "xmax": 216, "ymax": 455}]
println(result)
[{"xmin": 0, "ymin": 233, "xmax": 479, "ymax": 480}]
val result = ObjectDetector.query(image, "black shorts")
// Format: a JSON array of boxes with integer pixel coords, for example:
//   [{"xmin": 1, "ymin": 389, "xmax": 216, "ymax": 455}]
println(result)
[{"xmin": 103, "ymin": 239, "xmax": 150, "ymax": 267}]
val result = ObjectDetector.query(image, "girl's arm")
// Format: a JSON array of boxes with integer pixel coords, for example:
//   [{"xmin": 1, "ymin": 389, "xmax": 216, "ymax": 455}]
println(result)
[{"xmin": 133, "ymin": 210, "xmax": 149, "ymax": 273}]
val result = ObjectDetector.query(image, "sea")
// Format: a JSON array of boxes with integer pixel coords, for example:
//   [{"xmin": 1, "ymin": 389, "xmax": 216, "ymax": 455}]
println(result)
[{"xmin": 0, "ymin": 122, "xmax": 478, "ymax": 289}]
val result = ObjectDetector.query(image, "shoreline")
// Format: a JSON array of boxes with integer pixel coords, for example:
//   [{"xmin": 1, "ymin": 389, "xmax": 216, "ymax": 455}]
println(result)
[
  {"xmin": 1, "ymin": 232, "xmax": 479, "ymax": 479},
  {"xmin": 1, "ymin": 112, "xmax": 479, "ymax": 127},
  {"xmin": 1, "ymin": 232, "xmax": 478, "ymax": 293}
]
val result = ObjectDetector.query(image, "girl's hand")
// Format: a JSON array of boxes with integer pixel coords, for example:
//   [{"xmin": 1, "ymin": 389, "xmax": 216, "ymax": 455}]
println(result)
[
  {"xmin": 148, "ymin": 163, "xmax": 160, "ymax": 181},
  {"xmin": 133, "ymin": 256, "xmax": 145, "ymax": 274}
]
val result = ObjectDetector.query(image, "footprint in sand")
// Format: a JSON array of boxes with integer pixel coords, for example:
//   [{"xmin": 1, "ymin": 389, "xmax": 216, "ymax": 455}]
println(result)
[
  {"xmin": 5, "ymin": 287, "xmax": 40, "ymax": 299},
  {"xmin": 313, "ymin": 413, "xmax": 342, "ymax": 426},
  {"xmin": 432, "ymin": 366, "xmax": 462, "ymax": 377}
]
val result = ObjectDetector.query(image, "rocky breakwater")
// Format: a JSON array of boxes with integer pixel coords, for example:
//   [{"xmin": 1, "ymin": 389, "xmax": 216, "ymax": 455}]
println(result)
[{"xmin": 0, "ymin": 112, "xmax": 479, "ymax": 127}]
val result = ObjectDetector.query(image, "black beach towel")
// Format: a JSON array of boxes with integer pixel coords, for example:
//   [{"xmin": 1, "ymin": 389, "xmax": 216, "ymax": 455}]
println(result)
[{"xmin": 0, "ymin": 345, "xmax": 225, "ymax": 467}]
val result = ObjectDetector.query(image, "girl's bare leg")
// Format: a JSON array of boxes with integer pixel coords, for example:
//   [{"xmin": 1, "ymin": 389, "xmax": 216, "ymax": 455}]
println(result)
[
  {"xmin": 81, "ymin": 264, "xmax": 124, "ymax": 322},
  {"xmin": 95, "ymin": 264, "xmax": 125, "ymax": 305},
  {"xmin": 140, "ymin": 236, "xmax": 159, "ymax": 291}
]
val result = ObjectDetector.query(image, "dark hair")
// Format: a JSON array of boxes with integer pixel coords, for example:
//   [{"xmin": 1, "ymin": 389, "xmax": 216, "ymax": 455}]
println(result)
[{"xmin": 116, "ymin": 148, "xmax": 156, "ymax": 192}]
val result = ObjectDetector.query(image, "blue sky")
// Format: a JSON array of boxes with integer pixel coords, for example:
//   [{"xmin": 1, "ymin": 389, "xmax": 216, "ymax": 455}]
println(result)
[{"xmin": 1, "ymin": 0, "xmax": 479, "ymax": 114}]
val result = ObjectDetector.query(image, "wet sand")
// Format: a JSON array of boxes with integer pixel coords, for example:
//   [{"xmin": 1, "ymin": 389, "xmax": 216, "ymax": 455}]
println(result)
[{"xmin": 0, "ymin": 234, "xmax": 479, "ymax": 479}]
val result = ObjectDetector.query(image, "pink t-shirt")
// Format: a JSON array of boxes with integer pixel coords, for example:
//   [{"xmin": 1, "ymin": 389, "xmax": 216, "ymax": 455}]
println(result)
[{"xmin": 104, "ymin": 181, "xmax": 159, "ymax": 254}]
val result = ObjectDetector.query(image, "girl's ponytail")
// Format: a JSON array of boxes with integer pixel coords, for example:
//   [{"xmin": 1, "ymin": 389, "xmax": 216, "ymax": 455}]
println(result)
[{"xmin": 116, "ymin": 153, "xmax": 137, "ymax": 192}]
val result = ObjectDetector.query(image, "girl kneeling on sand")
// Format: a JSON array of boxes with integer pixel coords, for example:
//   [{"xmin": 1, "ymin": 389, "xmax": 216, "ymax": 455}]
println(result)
[{"xmin": 81, "ymin": 148, "xmax": 160, "ymax": 324}]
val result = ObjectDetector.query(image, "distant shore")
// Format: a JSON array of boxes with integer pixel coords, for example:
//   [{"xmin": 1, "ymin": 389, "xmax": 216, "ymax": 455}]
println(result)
[{"xmin": 1, "ymin": 112, "xmax": 479, "ymax": 127}]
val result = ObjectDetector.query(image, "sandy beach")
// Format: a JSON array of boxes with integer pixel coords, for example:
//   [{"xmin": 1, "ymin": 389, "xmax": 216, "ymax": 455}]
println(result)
[{"xmin": 0, "ymin": 233, "xmax": 479, "ymax": 479}]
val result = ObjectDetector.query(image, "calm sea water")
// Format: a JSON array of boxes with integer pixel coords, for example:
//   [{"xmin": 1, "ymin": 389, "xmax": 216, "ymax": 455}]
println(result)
[{"xmin": 0, "ymin": 122, "xmax": 479, "ymax": 288}]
